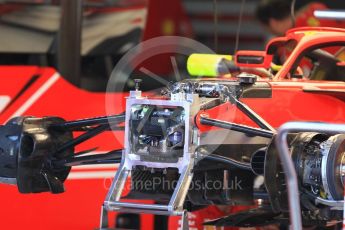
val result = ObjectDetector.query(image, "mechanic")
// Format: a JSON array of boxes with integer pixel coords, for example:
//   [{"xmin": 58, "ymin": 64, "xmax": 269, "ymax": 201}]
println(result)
[
  {"xmin": 255, "ymin": 0, "xmax": 345, "ymax": 79},
  {"xmin": 255, "ymin": 0, "xmax": 345, "ymax": 36}
]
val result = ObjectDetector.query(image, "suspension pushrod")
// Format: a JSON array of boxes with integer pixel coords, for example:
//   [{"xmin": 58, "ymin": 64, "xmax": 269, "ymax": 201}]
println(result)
[
  {"xmin": 50, "ymin": 114, "xmax": 125, "ymax": 130},
  {"xmin": 200, "ymin": 117, "xmax": 274, "ymax": 138}
]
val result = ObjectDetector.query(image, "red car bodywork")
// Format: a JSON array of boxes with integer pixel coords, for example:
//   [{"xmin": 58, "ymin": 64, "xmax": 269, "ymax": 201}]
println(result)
[
  {"xmin": 0, "ymin": 66, "xmax": 140, "ymax": 229},
  {"xmin": 0, "ymin": 28, "xmax": 345, "ymax": 229}
]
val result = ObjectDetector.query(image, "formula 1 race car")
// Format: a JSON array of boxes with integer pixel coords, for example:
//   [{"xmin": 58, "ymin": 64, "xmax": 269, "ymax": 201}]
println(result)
[{"xmin": 1, "ymin": 27, "xmax": 345, "ymax": 230}]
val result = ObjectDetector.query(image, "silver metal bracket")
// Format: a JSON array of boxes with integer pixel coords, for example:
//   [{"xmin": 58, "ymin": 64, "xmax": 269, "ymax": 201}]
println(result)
[{"xmin": 100, "ymin": 95, "xmax": 200, "ymax": 229}]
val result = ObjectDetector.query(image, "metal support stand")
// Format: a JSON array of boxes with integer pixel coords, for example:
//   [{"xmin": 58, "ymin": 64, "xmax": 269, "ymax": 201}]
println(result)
[
  {"xmin": 181, "ymin": 211, "xmax": 190, "ymax": 230},
  {"xmin": 99, "ymin": 158, "xmax": 194, "ymax": 226},
  {"xmin": 276, "ymin": 122, "xmax": 345, "ymax": 230},
  {"xmin": 99, "ymin": 205, "xmax": 109, "ymax": 229}
]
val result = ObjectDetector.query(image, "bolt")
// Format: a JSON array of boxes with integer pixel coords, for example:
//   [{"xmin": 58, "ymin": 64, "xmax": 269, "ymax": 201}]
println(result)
[{"xmin": 134, "ymin": 79, "xmax": 142, "ymax": 91}]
